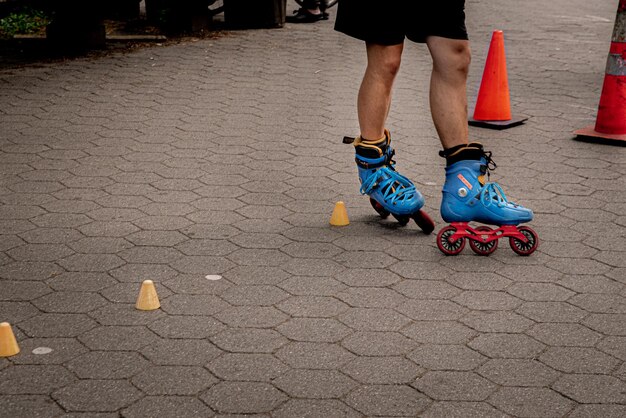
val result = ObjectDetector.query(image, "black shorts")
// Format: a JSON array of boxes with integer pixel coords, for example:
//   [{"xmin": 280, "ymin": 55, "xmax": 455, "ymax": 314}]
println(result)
[{"xmin": 334, "ymin": 0, "xmax": 468, "ymax": 45}]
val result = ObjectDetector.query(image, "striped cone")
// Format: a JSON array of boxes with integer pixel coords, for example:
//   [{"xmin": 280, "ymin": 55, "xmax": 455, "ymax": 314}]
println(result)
[{"xmin": 575, "ymin": 0, "xmax": 626, "ymax": 143}]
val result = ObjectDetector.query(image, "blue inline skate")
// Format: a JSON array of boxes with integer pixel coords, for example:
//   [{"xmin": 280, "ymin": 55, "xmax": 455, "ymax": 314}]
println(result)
[
  {"xmin": 347, "ymin": 130, "xmax": 435, "ymax": 234},
  {"xmin": 436, "ymin": 143, "xmax": 538, "ymax": 256}
]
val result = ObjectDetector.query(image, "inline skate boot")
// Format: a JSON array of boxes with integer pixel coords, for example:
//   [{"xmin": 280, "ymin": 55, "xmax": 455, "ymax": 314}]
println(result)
[
  {"xmin": 348, "ymin": 129, "xmax": 434, "ymax": 234},
  {"xmin": 436, "ymin": 143, "xmax": 538, "ymax": 256}
]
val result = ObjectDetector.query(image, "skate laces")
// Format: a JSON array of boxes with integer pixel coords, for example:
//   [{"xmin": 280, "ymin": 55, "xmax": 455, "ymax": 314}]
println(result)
[
  {"xmin": 360, "ymin": 166, "xmax": 416, "ymax": 205},
  {"xmin": 477, "ymin": 151, "xmax": 524, "ymax": 209}
]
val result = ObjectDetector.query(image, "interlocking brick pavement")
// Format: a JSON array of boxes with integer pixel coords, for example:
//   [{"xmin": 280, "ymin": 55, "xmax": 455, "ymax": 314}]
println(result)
[{"xmin": 1, "ymin": 0, "xmax": 625, "ymax": 416}]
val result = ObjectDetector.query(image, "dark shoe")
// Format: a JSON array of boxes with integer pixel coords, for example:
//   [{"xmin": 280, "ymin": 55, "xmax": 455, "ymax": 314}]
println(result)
[{"xmin": 286, "ymin": 8, "xmax": 326, "ymax": 23}]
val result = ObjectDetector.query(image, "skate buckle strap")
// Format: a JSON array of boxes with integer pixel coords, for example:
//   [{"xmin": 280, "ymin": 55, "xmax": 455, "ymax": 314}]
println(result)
[
  {"xmin": 355, "ymin": 148, "xmax": 396, "ymax": 169},
  {"xmin": 360, "ymin": 166, "xmax": 415, "ymax": 205}
]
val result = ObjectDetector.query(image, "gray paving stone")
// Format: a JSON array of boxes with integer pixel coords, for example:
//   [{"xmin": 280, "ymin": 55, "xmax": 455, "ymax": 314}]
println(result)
[
  {"xmin": 214, "ymin": 306, "xmax": 287, "ymax": 328},
  {"xmin": 345, "ymin": 385, "xmax": 431, "ymax": 416},
  {"xmin": 569, "ymin": 405, "xmax": 626, "ymax": 418},
  {"xmin": 148, "ymin": 315, "xmax": 225, "ymax": 339},
  {"xmin": 559, "ymin": 275, "xmax": 624, "ymax": 294},
  {"xmin": 338, "ymin": 307, "xmax": 411, "ymax": 332},
  {"xmin": 341, "ymin": 331, "xmax": 416, "ymax": 356},
  {"xmin": 478, "ymin": 359, "xmax": 561, "ymax": 387},
  {"xmin": 0, "ymin": 301, "xmax": 40, "ymax": 323},
  {"xmin": 277, "ymin": 318, "xmax": 351, "ymax": 342},
  {"xmin": 122, "ymin": 396, "xmax": 214, "ymax": 418},
  {"xmin": 414, "ymin": 371, "xmax": 497, "ymax": 401},
  {"xmin": 163, "ymin": 274, "xmax": 232, "ymax": 295},
  {"xmin": 341, "ymin": 356, "xmax": 423, "ymax": 384},
  {"xmin": 207, "ymin": 353, "xmax": 288, "ymax": 381},
  {"xmin": 200, "ymin": 382, "xmax": 287, "ymax": 414},
  {"xmin": 527, "ymin": 323, "xmax": 603, "ymax": 346},
  {"xmin": 597, "ymin": 336, "xmax": 626, "ymax": 361},
  {"xmin": 583, "ymin": 314, "xmax": 626, "ymax": 336},
  {"xmin": 89, "ymin": 303, "xmax": 167, "ymax": 326},
  {"xmin": 53, "ymin": 379, "xmax": 142, "ymax": 412},
  {"xmin": 211, "ymin": 328, "xmax": 288, "ymax": 353},
  {"xmin": 272, "ymin": 399, "xmax": 361, "ymax": 418},
  {"xmin": 453, "ymin": 290, "xmax": 523, "ymax": 311},
  {"xmin": 277, "ymin": 295, "xmax": 349, "ymax": 317},
  {"xmin": 396, "ymin": 300, "xmax": 468, "ymax": 321},
  {"xmin": 126, "ymin": 230, "xmax": 188, "ymax": 247},
  {"xmin": 1, "ymin": 280, "xmax": 52, "ymax": 301},
  {"xmin": 421, "ymin": 401, "xmax": 506, "ymax": 418},
  {"xmin": 275, "ymin": 341, "xmax": 355, "ymax": 369},
  {"xmin": 8, "ymin": 243, "xmax": 74, "ymax": 262},
  {"xmin": 222, "ymin": 266, "xmax": 289, "ymax": 286},
  {"xmin": 32, "ymin": 291, "xmax": 108, "ymax": 313},
  {"xmin": 65, "ymin": 351, "xmax": 150, "ymax": 379},
  {"xmin": 0, "ymin": 365, "xmax": 76, "ymax": 394},
  {"xmin": 10, "ymin": 337, "xmax": 87, "ymax": 365},
  {"xmin": 273, "ymin": 369, "xmax": 357, "ymax": 399},
  {"xmin": 496, "ymin": 265, "xmax": 563, "ymax": 282},
  {"xmin": 506, "ymin": 282, "xmax": 575, "ymax": 302},
  {"xmin": 552, "ymin": 374, "xmax": 626, "ymax": 404},
  {"xmin": 282, "ymin": 258, "xmax": 345, "ymax": 277},
  {"xmin": 409, "ymin": 344, "xmax": 487, "ymax": 371},
  {"xmin": 516, "ymin": 301, "xmax": 588, "ymax": 323},
  {"xmin": 58, "ymin": 253, "xmax": 126, "ymax": 272},
  {"xmin": 19, "ymin": 228, "xmax": 84, "ymax": 244},
  {"xmin": 160, "ymin": 294, "xmax": 229, "ymax": 316},
  {"xmin": 19, "ymin": 313, "xmax": 98, "ymax": 337},
  {"xmin": 47, "ymin": 272, "xmax": 117, "ymax": 292},
  {"xmin": 539, "ymin": 346, "xmax": 620, "ymax": 374},
  {"xmin": 278, "ymin": 276, "xmax": 347, "ymax": 296},
  {"xmin": 461, "ymin": 311, "xmax": 535, "ymax": 333},
  {"xmin": 79, "ymin": 325, "xmax": 158, "ymax": 351},
  {"xmin": 132, "ymin": 366, "xmax": 217, "ymax": 395},
  {"xmin": 570, "ymin": 293, "xmax": 626, "ymax": 314},
  {"xmin": 141, "ymin": 338, "xmax": 222, "ymax": 365},
  {"xmin": 488, "ymin": 387, "xmax": 575, "ymax": 417},
  {"xmin": 0, "ymin": 395, "xmax": 63, "ymax": 418},
  {"xmin": 468, "ymin": 333, "xmax": 546, "ymax": 359},
  {"xmin": 169, "ymin": 255, "xmax": 235, "ymax": 275},
  {"xmin": 78, "ymin": 221, "xmax": 140, "ymax": 237},
  {"xmin": 401, "ymin": 321, "xmax": 477, "ymax": 344},
  {"xmin": 221, "ymin": 285, "xmax": 289, "ymax": 307},
  {"xmin": 67, "ymin": 237, "xmax": 133, "ymax": 254}
]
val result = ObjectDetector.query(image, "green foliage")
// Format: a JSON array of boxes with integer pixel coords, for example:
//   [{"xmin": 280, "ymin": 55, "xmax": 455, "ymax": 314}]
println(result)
[{"xmin": 0, "ymin": 8, "xmax": 49, "ymax": 39}]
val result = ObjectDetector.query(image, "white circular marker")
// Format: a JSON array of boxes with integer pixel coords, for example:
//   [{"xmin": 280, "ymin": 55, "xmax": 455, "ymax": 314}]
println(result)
[
  {"xmin": 205, "ymin": 275, "xmax": 222, "ymax": 281},
  {"xmin": 32, "ymin": 347, "xmax": 53, "ymax": 355}
]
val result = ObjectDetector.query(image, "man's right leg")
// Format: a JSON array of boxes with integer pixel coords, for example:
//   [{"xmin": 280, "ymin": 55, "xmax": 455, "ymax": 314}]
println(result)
[
  {"xmin": 354, "ymin": 42, "xmax": 434, "ymax": 233},
  {"xmin": 357, "ymin": 43, "xmax": 403, "ymax": 141}
]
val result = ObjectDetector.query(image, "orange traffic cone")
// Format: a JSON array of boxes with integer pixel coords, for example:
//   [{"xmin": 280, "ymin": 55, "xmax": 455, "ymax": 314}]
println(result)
[
  {"xmin": 575, "ymin": 0, "xmax": 626, "ymax": 143},
  {"xmin": 136, "ymin": 280, "xmax": 160, "ymax": 311},
  {"xmin": 469, "ymin": 30, "xmax": 527, "ymax": 130},
  {"xmin": 330, "ymin": 201, "xmax": 349, "ymax": 226},
  {"xmin": 0, "ymin": 322, "xmax": 20, "ymax": 357}
]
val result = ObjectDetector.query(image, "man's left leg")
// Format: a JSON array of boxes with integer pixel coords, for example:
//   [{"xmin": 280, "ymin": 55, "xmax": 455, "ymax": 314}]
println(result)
[
  {"xmin": 427, "ymin": 37, "xmax": 536, "ymax": 254},
  {"xmin": 426, "ymin": 36, "xmax": 471, "ymax": 150}
]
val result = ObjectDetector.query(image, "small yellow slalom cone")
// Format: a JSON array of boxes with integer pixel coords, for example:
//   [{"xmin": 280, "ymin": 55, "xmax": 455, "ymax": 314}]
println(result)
[
  {"xmin": 0, "ymin": 322, "xmax": 20, "ymax": 357},
  {"xmin": 330, "ymin": 201, "xmax": 350, "ymax": 226},
  {"xmin": 136, "ymin": 280, "xmax": 160, "ymax": 311}
]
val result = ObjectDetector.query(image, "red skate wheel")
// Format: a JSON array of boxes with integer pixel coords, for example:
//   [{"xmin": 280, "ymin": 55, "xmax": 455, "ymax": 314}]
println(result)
[
  {"xmin": 437, "ymin": 225, "xmax": 465, "ymax": 255},
  {"xmin": 413, "ymin": 210, "xmax": 435, "ymax": 235},
  {"xmin": 469, "ymin": 226, "xmax": 498, "ymax": 256},
  {"xmin": 509, "ymin": 226, "xmax": 539, "ymax": 256},
  {"xmin": 369, "ymin": 198, "xmax": 390, "ymax": 219}
]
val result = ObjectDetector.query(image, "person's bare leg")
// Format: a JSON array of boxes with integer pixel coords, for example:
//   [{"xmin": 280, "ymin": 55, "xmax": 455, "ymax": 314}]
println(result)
[
  {"xmin": 357, "ymin": 43, "xmax": 404, "ymax": 140},
  {"xmin": 426, "ymin": 36, "xmax": 471, "ymax": 150}
]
